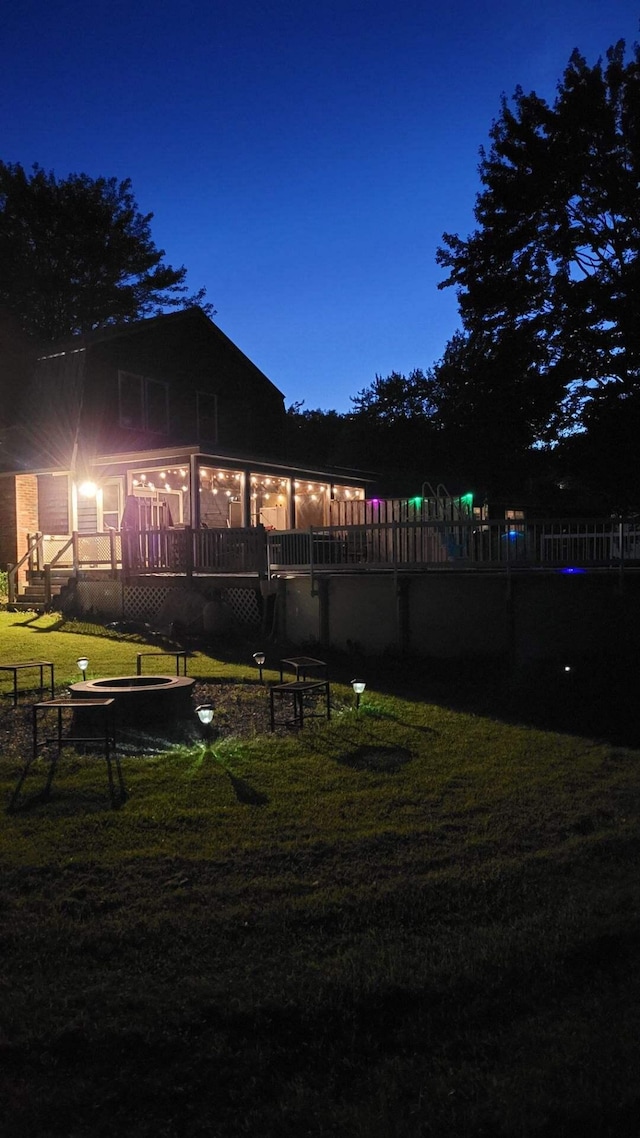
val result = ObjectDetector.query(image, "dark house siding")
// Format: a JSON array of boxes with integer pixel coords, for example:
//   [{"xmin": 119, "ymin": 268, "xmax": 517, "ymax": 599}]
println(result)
[{"xmin": 26, "ymin": 309, "xmax": 286, "ymax": 467}]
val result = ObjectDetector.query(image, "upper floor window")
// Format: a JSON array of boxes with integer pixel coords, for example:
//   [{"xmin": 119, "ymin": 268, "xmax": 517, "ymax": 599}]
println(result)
[
  {"xmin": 197, "ymin": 391, "xmax": 218, "ymax": 444},
  {"xmin": 118, "ymin": 371, "xmax": 169, "ymax": 434}
]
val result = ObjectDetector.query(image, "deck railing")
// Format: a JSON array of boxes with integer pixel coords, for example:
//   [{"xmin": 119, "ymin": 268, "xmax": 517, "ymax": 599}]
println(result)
[
  {"xmin": 32, "ymin": 525, "xmax": 268, "ymax": 578},
  {"xmin": 15, "ymin": 518, "xmax": 640, "ymax": 590},
  {"xmin": 267, "ymin": 518, "xmax": 640, "ymax": 574}
]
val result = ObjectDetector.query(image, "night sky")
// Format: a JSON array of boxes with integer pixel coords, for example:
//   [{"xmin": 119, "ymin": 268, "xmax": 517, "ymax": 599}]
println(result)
[{"xmin": 3, "ymin": 0, "xmax": 638, "ymax": 411}]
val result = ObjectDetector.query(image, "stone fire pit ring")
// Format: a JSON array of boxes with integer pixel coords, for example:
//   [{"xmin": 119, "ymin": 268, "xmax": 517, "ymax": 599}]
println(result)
[{"xmin": 70, "ymin": 674, "xmax": 196, "ymax": 724}]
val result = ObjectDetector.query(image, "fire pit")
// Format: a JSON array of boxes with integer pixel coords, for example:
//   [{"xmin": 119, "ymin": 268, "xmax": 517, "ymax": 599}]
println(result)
[{"xmin": 70, "ymin": 675, "xmax": 195, "ymax": 724}]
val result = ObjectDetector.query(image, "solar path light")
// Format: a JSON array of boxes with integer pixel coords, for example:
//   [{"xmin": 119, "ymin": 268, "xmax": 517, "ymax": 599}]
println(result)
[{"xmin": 351, "ymin": 679, "xmax": 366, "ymax": 709}]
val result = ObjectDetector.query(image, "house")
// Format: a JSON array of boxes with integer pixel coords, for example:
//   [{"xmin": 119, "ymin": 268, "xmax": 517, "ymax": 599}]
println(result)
[{"xmin": 0, "ymin": 308, "xmax": 372, "ymax": 609}]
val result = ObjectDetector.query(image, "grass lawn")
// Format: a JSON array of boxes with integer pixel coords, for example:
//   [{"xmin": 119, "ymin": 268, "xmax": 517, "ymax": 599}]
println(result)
[{"xmin": 1, "ymin": 612, "xmax": 640, "ymax": 1136}]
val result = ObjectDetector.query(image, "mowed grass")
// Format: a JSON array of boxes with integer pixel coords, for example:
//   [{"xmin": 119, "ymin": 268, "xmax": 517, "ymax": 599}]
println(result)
[{"xmin": 1, "ymin": 613, "xmax": 640, "ymax": 1136}]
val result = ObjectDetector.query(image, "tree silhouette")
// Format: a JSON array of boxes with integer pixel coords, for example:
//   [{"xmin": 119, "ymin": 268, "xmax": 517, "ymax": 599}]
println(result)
[{"xmin": 0, "ymin": 162, "xmax": 213, "ymax": 342}]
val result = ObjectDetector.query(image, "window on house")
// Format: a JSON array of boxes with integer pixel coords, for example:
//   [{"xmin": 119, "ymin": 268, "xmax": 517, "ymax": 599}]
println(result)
[
  {"xmin": 118, "ymin": 372, "xmax": 169, "ymax": 434},
  {"xmin": 37, "ymin": 474, "xmax": 70, "ymax": 534},
  {"xmin": 101, "ymin": 481, "xmax": 122, "ymax": 530},
  {"xmin": 197, "ymin": 391, "xmax": 218, "ymax": 444}
]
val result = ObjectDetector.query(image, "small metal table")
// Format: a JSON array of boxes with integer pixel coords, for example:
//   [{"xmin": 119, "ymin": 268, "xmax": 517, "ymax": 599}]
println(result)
[
  {"xmin": 31, "ymin": 698, "xmax": 123, "ymax": 804},
  {"xmin": 33, "ymin": 698, "xmax": 116, "ymax": 759},
  {"xmin": 270, "ymin": 679, "xmax": 331, "ymax": 730},
  {"xmin": 136, "ymin": 650, "xmax": 188, "ymax": 676},
  {"xmin": 279, "ymin": 656, "xmax": 328, "ymax": 683},
  {"xmin": 0, "ymin": 660, "xmax": 55, "ymax": 706}
]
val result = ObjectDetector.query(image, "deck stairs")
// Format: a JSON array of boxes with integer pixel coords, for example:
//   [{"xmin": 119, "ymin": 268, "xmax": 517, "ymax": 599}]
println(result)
[{"xmin": 8, "ymin": 569, "xmax": 71, "ymax": 612}]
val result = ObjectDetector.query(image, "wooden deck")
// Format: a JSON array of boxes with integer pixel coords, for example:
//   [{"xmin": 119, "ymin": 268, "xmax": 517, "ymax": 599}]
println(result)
[{"xmin": 9, "ymin": 518, "xmax": 640, "ymax": 608}]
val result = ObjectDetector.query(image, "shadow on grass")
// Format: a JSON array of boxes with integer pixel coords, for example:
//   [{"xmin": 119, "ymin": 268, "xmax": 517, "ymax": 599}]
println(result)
[
  {"xmin": 198, "ymin": 745, "xmax": 268, "ymax": 806},
  {"xmin": 9, "ymin": 614, "xmax": 63, "ymax": 631},
  {"xmin": 336, "ymin": 744, "xmax": 414, "ymax": 773},
  {"xmin": 225, "ymin": 770, "xmax": 268, "ymax": 805}
]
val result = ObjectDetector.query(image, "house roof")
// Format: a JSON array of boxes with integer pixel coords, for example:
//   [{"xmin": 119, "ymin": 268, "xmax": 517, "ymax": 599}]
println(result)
[
  {"xmin": 91, "ymin": 444, "xmax": 377, "ymax": 487},
  {"xmin": 35, "ymin": 307, "xmax": 286, "ymax": 402}
]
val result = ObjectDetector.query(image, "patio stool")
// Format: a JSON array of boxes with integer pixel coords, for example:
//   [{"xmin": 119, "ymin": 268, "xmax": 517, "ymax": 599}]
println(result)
[
  {"xmin": 0, "ymin": 660, "xmax": 55, "ymax": 706},
  {"xmin": 269, "ymin": 679, "xmax": 331, "ymax": 731}
]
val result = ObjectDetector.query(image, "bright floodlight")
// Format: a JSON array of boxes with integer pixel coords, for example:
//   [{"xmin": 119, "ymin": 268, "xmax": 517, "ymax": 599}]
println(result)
[{"xmin": 196, "ymin": 704, "xmax": 214, "ymax": 725}]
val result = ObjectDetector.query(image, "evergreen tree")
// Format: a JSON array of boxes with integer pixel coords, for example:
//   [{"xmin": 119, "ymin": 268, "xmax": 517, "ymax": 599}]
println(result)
[
  {"xmin": 436, "ymin": 39, "xmax": 640, "ymax": 449},
  {"xmin": 0, "ymin": 162, "xmax": 213, "ymax": 342}
]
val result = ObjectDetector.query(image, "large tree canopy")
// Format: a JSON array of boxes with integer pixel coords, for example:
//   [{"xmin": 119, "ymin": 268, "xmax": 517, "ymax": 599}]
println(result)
[
  {"xmin": 0, "ymin": 162, "xmax": 213, "ymax": 342},
  {"xmin": 436, "ymin": 38, "xmax": 640, "ymax": 450}
]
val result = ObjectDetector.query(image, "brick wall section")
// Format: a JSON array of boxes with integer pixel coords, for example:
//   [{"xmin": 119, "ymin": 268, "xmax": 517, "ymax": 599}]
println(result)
[{"xmin": 15, "ymin": 475, "xmax": 39, "ymax": 590}]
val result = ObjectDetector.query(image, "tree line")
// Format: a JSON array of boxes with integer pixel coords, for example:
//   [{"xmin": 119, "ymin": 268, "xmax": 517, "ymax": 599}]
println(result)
[
  {"xmin": 289, "ymin": 35, "xmax": 640, "ymax": 511},
  {"xmin": 2, "ymin": 31, "xmax": 640, "ymax": 511}
]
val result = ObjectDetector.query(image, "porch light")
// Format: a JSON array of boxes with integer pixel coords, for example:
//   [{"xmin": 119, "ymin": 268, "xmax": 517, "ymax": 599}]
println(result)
[
  {"xmin": 351, "ymin": 679, "xmax": 366, "ymax": 709},
  {"xmin": 77, "ymin": 657, "xmax": 89, "ymax": 681},
  {"xmin": 253, "ymin": 651, "xmax": 266, "ymax": 683},
  {"xmin": 78, "ymin": 481, "xmax": 97, "ymax": 498}
]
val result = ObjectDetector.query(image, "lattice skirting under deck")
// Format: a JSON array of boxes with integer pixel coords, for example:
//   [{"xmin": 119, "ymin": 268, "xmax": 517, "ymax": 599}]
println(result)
[{"xmin": 74, "ymin": 580, "xmax": 262, "ymax": 627}]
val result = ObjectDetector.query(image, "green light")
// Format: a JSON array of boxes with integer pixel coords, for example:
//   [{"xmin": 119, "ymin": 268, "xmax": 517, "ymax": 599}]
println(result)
[
  {"xmin": 460, "ymin": 492, "xmax": 473, "ymax": 504},
  {"xmin": 410, "ymin": 496, "xmax": 422, "ymax": 507}
]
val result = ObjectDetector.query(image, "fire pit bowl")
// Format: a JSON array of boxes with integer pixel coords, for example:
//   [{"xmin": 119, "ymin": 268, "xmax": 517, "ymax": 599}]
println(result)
[{"xmin": 70, "ymin": 675, "xmax": 195, "ymax": 725}]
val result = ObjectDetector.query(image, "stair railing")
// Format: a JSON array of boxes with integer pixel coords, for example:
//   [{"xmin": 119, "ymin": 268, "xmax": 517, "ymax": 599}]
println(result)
[
  {"xmin": 42, "ymin": 534, "xmax": 76, "ymax": 607},
  {"xmin": 7, "ymin": 532, "xmax": 44, "ymax": 605}
]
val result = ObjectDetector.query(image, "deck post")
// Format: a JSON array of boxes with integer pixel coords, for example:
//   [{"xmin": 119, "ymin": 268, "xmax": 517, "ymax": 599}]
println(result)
[
  {"xmin": 109, "ymin": 529, "xmax": 118, "ymax": 577},
  {"xmin": 317, "ymin": 577, "xmax": 330, "ymax": 647},
  {"xmin": 396, "ymin": 576, "xmax": 410, "ymax": 655},
  {"xmin": 43, "ymin": 564, "xmax": 52, "ymax": 608},
  {"xmin": 184, "ymin": 526, "xmax": 194, "ymax": 582}
]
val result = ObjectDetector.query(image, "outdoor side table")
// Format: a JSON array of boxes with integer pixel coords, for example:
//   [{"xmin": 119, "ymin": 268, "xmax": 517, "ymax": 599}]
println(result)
[
  {"xmin": 31, "ymin": 697, "xmax": 123, "ymax": 804},
  {"xmin": 33, "ymin": 698, "xmax": 116, "ymax": 759},
  {"xmin": 136, "ymin": 650, "xmax": 188, "ymax": 676},
  {"xmin": 0, "ymin": 660, "xmax": 55, "ymax": 706},
  {"xmin": 269, "ymin": 679, "xmax": 331, "ymax": 731},
  {"xmin": 279, "ymin": 656, "xmax": 329, "ymax": 684}
]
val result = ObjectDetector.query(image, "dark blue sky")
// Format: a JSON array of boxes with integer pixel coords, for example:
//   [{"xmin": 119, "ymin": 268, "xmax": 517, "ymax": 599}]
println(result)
[{"xmin": 3, "ymin": 0, "xmax": 638, "ymax": 411}]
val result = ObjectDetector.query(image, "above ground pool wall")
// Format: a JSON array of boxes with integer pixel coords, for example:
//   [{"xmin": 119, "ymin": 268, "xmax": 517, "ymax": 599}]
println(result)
[{"xmin": 278, "ymin": 570, "xmax": 640, "ymax": 666}]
